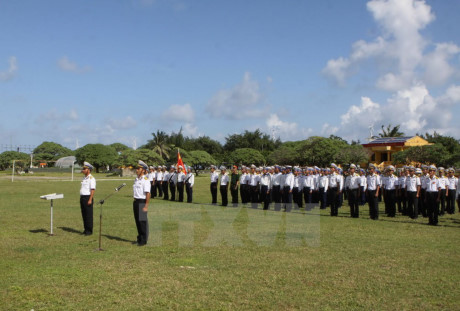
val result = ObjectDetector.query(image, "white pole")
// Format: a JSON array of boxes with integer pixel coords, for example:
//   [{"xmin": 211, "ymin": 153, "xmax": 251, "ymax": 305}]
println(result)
[
  {"xmin": 50, "ymin": 199, "xmax": 54, "ymax": 236},
  {"xmin": 71, "ymin": 161, "xmax": 75, "ymax": 181},
  {"xmin": 11, "ymin": 160, "xmax": 15, "ymax": 182},
  {"xmin": 30, "ymin": 153, "xmax": 33, "ymax": 168}
]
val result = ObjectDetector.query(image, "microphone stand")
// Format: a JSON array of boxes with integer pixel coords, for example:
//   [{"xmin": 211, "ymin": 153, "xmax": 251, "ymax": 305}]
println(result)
[{"xmin": 96, "ymin": 184, "xmax": 126, "ymax": 251}]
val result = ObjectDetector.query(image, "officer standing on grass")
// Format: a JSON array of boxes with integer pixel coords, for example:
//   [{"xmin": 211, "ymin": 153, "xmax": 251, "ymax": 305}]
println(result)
[
  {"xmin": 425, "ymin": 165, "xmax": 441, "ymax": 226},
  {"xmin": 345, "ymin": 164, "xmax": 361, "ymax": 218},
  {"xmin": 133, "ymin": 160, "xmax": 151, "ymax": 246},
  {"xmin": 366, "ymin": 164, "xmax": 380, "ymax": 220},
  {"xmin": 230, "ymin": 165, "xmax": 240, "ymax": 206},
  {"xmin": 185, "ymin": 166, "xmax": 194, "ymax": 203},
  {"xmin": 210, "ymin": 165, "xmax": 219, "ymax": 205},
  {"xmin": 80, "ymin": 161, "xmax": 96, "ymax": 236}
]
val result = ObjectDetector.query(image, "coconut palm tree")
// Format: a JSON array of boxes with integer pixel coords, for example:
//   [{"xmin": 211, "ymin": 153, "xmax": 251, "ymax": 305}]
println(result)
[
  {"xmin": 147, "ymin": 130, "xmax": 172, "ymax": 160},
  {"xmin": 378, "ymin": 124, "xmax": 404, "ymax": 137}
]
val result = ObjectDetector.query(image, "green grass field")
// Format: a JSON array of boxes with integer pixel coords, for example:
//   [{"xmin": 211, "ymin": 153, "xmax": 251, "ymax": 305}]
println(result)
[{"xmin": 1, "ymin": 172, "xmax": 459, "ymax": 310}]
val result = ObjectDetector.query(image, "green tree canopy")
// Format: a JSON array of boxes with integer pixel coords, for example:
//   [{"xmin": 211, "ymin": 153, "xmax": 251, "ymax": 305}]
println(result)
[
  {"xmin": 33, "ymin": 141, "xmax": 73, "ymax": 162},
  {"xmin": 295, "ymin": 136, "xmax": 348, "ymax": 166},
  {"xmin": 183, "ymin": 135, "xmax": 223, "ymax": 156},
  {"xmin": 188, "ymin": 150, "xmax": 216, "ymax": 175},
  {"xmin": 267, "ymin": 146, "xmax": 298, "ymax": 165},
  {"xmin": 335, "ymin": 145, "xmax": 371, "ymax": 165},
  {"xmin": 109, "ymin": 143, "xmax": 131, "ymax": 153},
  {"xmin": 377, "ymin": 124, "xmax": 404, "ymax": 138},
  {"xmin": 75, "ymin": 144, "xmax": 118, "ymax": 173},
  {"xmin": 392, "ymin": 144, "xmax": 451, "ymax": 167},
  {"xmin": 224, "ymin": 129, "xmax": 281, "ymax": 158},
  {"xmin": 0, "ymin": 151, "xmax": 30, "ymax": 170},
  {"xmin": 115, "ymin": 149, "xmax": 164, "ymax": 168},
  {"xmin": 228, "ymin": 148, "xmax": 265, "ymax": 166}
]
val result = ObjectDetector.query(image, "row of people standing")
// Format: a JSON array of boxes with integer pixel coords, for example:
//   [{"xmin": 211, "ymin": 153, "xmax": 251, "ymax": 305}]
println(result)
[
  {"xmin": 147, "ymin": 165, "xmax": 195, "ymax": 203},
  {"xmin": 209, "ymin": 163, "xmax": 459, "ymax": 226}
]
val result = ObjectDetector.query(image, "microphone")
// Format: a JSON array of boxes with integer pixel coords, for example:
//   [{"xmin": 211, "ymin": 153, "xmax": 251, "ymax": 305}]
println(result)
[{"xmin": 115, "ymin": 183, "xmax": 126, "ymax": 191}]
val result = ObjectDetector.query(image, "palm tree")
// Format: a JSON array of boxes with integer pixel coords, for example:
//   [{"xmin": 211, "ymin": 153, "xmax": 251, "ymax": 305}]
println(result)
[
  {"xmin": 148, "ymin": 130, "xmax": 172, "ymax": 160},
  {"xmin": 378, "ymin": 124, "xmax": 404, "ymax": 137}
]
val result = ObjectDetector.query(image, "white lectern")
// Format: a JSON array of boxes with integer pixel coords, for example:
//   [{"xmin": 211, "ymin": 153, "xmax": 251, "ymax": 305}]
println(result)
[{"xmin": 40, "ymin": 193, "xmax": 64, "ymax": 236}]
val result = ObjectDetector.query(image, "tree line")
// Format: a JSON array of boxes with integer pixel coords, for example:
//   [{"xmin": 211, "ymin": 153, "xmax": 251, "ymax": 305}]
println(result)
[{"xmin": 0, "ymin": 126, "xmax": 459, "ymax": 172}]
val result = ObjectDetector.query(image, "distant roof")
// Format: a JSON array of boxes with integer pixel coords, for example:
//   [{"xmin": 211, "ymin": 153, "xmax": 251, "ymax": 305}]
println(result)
[
  {"xmin": 55, "ymin": 156, "xmax": 76, "ymax": 168},
  {"xmin": 362, "ymin": 136, "xmax": 415, "ymax": 147}
]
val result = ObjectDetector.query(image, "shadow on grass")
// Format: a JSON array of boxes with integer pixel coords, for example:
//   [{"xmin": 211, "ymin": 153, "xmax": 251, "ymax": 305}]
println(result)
[
  {"xmin": 58, "ymin": 226, "xmax": 82, "ymax": 234},
  {"xmin": 102, "ymin": 234, "xmax": 134, "ymax": 243},
  {"xmin": 29, "ymin": 228, "xmax": 49, "ymax": 234}
]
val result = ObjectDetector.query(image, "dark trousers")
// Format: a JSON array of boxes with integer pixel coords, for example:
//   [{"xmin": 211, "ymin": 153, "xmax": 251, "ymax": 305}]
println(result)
[
  {"xmin": 282, "ymin": 186, "xmax": 292, "ymax": 212},
  {"xmin": 397, "ymin": 189, "xmax": 407, "ymax": 214},
  {"xmin": 328, "ymin": 187, "xmax": 338, "ymax": 216},
  {"xmin": 250, "ymin": 185, "xmax": 259, "ymax": 209},
  {"xmin": 80, "ymin": 195, "xmax": 93, "ymax": 234},
  {"xmin": 220, "ymin": 185, "xmax": 228, "ymax": 206},
  {"xmin": 169, "ymin": 182, "xmax": 176, "ymax": 201},
  {"xmin": 446, "ymin": 190, "xmax": 456, "ymax": 214},
  {"xmin": 367, "ymin": 190, "xmax": 379, "ymax": 220},
  {"xmin": 151, "ymin": 182, "xmax": 157, "ymax": 197},
  {"xmin": 240, "ymin": 184, "xmax": 249, "ymax": 204},
  {"xmin": 272, "ymin": 185, "xmax": 281, "ymax": 211},
  {"xmin": 426, "ymin": 191, "xmax": 439, "ymax": 225},
  {"xmin": 157, "ymin": 182, "xmax": 163, "ymax": 197},
  {"xmin": 185, "ymin": 183, "xmax": 193, "ymax": 203},
  {"xmin": 438, "ymin": 189, "xmax": 446, "ymax": 215},
  {"xmin": 348, "ymin": 189, "xmax": 359, "ymax": 218},
  {"xmin": 231, "ymin": 184, "xmax": 239, "ymax": 205},
  {"xmin": 260, "ymin": 185, "xmax": 270, "ymax": 210},
  {"xmin": 419, "ymin": 189, "xmax": 427, "ymax": 217},
  {"xmin": 211, "ymin": 182, "xmax": 218, "ymax": 204},
  {"xmin": 319, "ymin": 187, "xmax": 327, "ymax": 209},
  {"xmin": 177, "ymin": 182, "xmax": 184, "ymax": 202},
  {"xmin": 133, "ymin": 199, "xmax": 148, "ymax": 245},
  {"xmin": 360, "ymin": 186, "xmax": 366, "ymax": 205},
  {"xmin": 293, "ymin": 187, "xmax": 302, "ymax": 208},
  {"xmin": 386, "ymin": 189, "xmax": 396, "ymax": 217},
  {"xmin": 303, "ymin": 187, "xmax": 312, "ymax": 210},
  {"xmin": 162, "ymin": 182, "xmax": 169, "ymax": 200},
  {"xmin": 407, "ymin": 191, "xmax": 418, "ymax": 219}
]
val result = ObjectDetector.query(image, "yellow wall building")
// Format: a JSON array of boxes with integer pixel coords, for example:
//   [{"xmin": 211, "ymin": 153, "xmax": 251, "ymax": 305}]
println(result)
[{"xmin": 361, "ymin": 136, "xmax": 431, "ymax": 168}]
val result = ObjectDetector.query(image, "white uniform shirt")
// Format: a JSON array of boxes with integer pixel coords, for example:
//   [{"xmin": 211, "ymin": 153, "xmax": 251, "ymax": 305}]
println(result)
[
  {"xmin": 447, "ymin": 176, "xmax": 457, "ymax": 190},
  {"xmin": 284, "ymin": 173, "xmax": 294, "ymax": 190},
  {"xmin": 162, "ymin": 171, "xmax": 170, "ymax": 182},
  {"xmin": 398, "ymin": 176, "xmax": 406, "ymax": 190},
  {"xmin": 260, "ymin": 173, "xmax": 272, "ymax": 188},
  {"xmin": 239, "ymin": 173, "xmax": 247, "ymax": 185},
  {"xmin": 210, "ymin": 171, "xmax": 219, "ymax": 183},
  {"xmin": 148, "ymin": 171, "xmax": 155, "ymax": 182},
  {"xmin": 366, "ymin": 174, "xmax": 380, "ymax": 191},
  {"xmin": 438, "ymin": 176, "xmax": 448, "ymax": 190},
  {"xmin": 360, "ymin": 175, "xmax": 367, "ymax": 190},
  {"xmin": 345, "ymin": 173, "xmax": 361, "ymax": 190},
  {"xmin": 426, "ymin": 176, "xmax": 440, "ymax": 192},
  {"xmin": 133, "ymin": 175, "xmax": 151, "ymax": 199},
  {"xmin": 249, "ymin": 174, "xmax": 260, "ymax": 186},
  {"xmin": 80, "ymin": 174, "xmax": 96, "ymax": 195},
  {"xmin": 168, "ymin": 172, "xmax": 177, "ymax": 184},
  {"xmin": 319, "ymin": 175, "xmax": 329, "ymax": 191},
  {"xmin": 185, "ymin": 172, "xmax": 195, "ymax": 187},
  {"xmin": 329, "ymin": 172, "xmax": 342, "ymax": 190},
  {"xmin": 220, "ymin": 173, "xmax": 229, "ymax": 186},
  {"xmin": 405, "ymin": 175, "xmax": 421, "ymax": 192},
  {"xmin": 176, "ymin": 171, "xmax": 186, "ymax": 183},
  {"xmin": 384, "ymin": 174, "xmax": 399, "ymax": 190},
  {"xmin": 156, "ymin": 171, "xmax": 163, "ymax": 182}
]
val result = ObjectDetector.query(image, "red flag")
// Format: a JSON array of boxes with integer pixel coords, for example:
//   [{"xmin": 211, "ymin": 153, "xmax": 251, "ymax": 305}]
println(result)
[{"xmin": 177, "ymin": 149, "xmax": 187, "ymax": 174}]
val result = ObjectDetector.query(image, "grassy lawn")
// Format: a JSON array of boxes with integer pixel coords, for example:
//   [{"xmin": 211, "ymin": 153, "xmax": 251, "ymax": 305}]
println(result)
[{"xmin": 1, "ymin": 172, "xmax": 459, "ymax": 310}]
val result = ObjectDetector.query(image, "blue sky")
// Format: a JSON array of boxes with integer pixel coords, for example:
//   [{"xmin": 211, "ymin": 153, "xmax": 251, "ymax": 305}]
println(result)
[{"xmin": 1, "ymin": 0, "xmax": 459, "ymax": 151}]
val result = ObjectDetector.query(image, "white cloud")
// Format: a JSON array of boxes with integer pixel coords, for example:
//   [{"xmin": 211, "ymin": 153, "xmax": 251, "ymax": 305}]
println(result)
[
  {"xmin": 36, "ymin": 108, "xmax": 79, "ymax": 123},
  {"xmin": 266, "ymin": 113, "xmax": 313, "ymax": 141},
  {"xmin": 107, "ymin": 116, "xmax": 137, "ymax": 130},
  {"xmin": 161, "ymin": 103, "xmax": 195, "ymax": 123},
  {"xmin": 57, "ymin": 56, "xmax": 91, "ymax": 73},
  {"xmin": 0, "ymin": 56, "xmax": 17, "ymax": 81},
  {"xmin": 423, "ymin": 43, "xmax": 460, "ymax": 85},
  {"xmin": 206, "ymin": 72, "xmax": 266, "ymax": 120}
]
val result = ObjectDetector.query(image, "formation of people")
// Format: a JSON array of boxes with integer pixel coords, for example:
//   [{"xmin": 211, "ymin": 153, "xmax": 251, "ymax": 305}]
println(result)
[
  {"xmin": 78, "ymin": 160, "xmax": 460, "ymax": 247},
  {"xmin": 209, "ymin": 163, "xmax": 459, "ymax": 226}
]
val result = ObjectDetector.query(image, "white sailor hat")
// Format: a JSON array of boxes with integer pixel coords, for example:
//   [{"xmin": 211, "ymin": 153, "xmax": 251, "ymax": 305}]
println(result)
[
  {"xmin": 429, "ymin": 165, "xmax": 437, "ymax": 171},
  {"xmin": 349, "ymin": 164, "xmax": 356, "ymax": 169},
  {"xmin": 250, "ymin": 164, "xmax": 256, "ymax": 169},
  {"xmin": 388, "ymin": 165, "xmax": 395, "ymax": 171},
  {"xmin": 447, "ymin": 167, "xmax": 454, "ymax": 173},
  {"xmin": 421, "ymin": 165, "xmax": 428, "ymax": 170},
  {"xmin": 285, "ymin": 165, "xmax": 292, "ymax": 169},
  {"xmin": 178, "ymin": 165, "xmax": 183, "ymax": 169},
  {"xmin": 149, "ymin": 166, "xmax": 155, "ymax": 169},
  {"xmin": 368, "ymin": 163, "xmax": 376, "ymax": 169},
  {"xmin": 415, "ymin": 168, "xmax": 422, "ymax": 174},
  {"xmin": 220, "ymin": 165, "xmax": 226, "ymax": 170},
  {"xmin": 83, "ymin": 161, "xmax": 94, "ymax": 170},
  {"xmin": 137, "ymin": 160, "xmax": 148, "ymax": 170},
  {"xmin": 438, "ymin": 167, "xmax": 445, "ymax": 171},
  {"xmin": 408, "ymin": 165, "xmax": 415, "ymax": 171},
  {"xmin": 330, "ymin": 163, "xmax": 337, "ymax": 168},
  {"xmin": 210, "ymin": 165, "xmax": 216, "ymax": 169}
]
